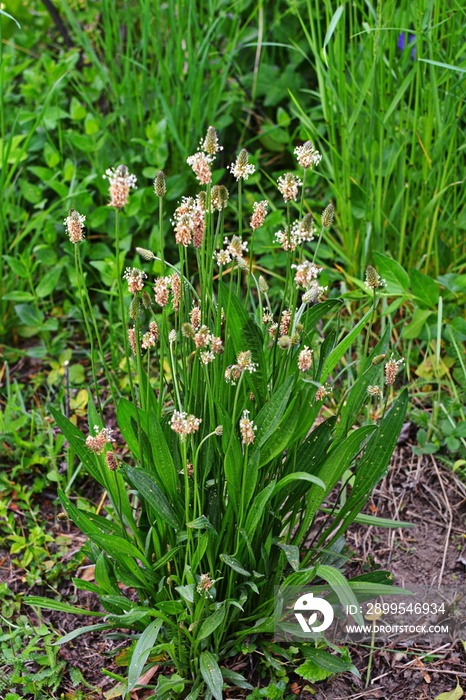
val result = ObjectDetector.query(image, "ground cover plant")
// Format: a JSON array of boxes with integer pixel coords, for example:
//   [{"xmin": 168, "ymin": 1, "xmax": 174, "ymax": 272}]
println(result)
[{"xmin": 21, "ymin": 130, "xmax": 411, "ymax": 698}]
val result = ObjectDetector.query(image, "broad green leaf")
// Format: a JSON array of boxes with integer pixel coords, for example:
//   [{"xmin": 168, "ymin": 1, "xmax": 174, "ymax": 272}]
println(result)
[
  {"xmin": 220, "ymin": 554, "xmax": 250, "ymax": 577},
  {"xmin": 199, "ymin": 651, "xmax": 223, "ymax": 700},
  {"xmin": 90, "ymin": 532, "xmax": 151, "ymax": 568},
  {"xmin": 58, "ymin": 490, "xmax": 123, "ymax": 540},
  {"xmin": 148, "ymin": 412, "xmax": 179, "ymax": 500},
  {"xmin": 197, "ymin": 603, "xmax": 226, "ymax": 640},
  {"xmin": 277, "ymin": 544, "xmax": 300, "ymax": 571},
  {"xmin": 223, "ymin": 429, "xmax": 243, "ymax": 512},
  {"xmin": 301, "ymin": 299, "xmax": 342, "ymax": 334},
  {"xmin": 221, "ymin": 668, "xmax": 253, "ymax": 690},
  {"xmin": 3, "ymin": 255, "xmax": 28, "ymax": 278},
  {"xmin": 296, "ymin": 647, "xmax": 359, "ymax": 680},
  {"xmin": 293, "ymin": 426, "xmax": 375, "ymax": 545},
  {"xmin": 175, "ymin": 584, "xmax": 195, "ymax": 603},
  {"xmin": 373, "ymin": 252, "xmax": 409, "ymax": 294},
  {"xmin": 2, "ymin": 291, "xmax": 34, "ymax": 302},
  {"xmin": 15, "ymin": 303, "xmax": 44, "ymax": 327},
  {"xmin": 258, "ymin": 397, "xmax": 300, "ymax": 468},
  {"xmin": 124, "ymin": 465, "xmax": 180, "ymax": 529},
  {"xmin": 314, "ymin": 390, "xmax": 408, "ymax": 554},
  {"xmin": 409, "ymin": 267, "xmax": 439, "ymax": 309},
  {"xmin": 336, "ymin": 325, "xmax": 391, "ymax": 436},
  {"xmin": 127, "ymin": 619, "xmax": 163, "ymax": 691},
  {"xmin": 116, "ymin": 398, "xmax": 142, "ymax": 461},
  {"xmin": 402, "ymin": 308, "xmax": 431, "ymax": 339},
  {"xmin": 187, "ymin": 515, "xmax": 217, "ymax": 534},
  {"xmin": 294, "ymin": 417, "xmax": 336, "ymax": 475},
  {"xmin": 36, "ymin": 266, "xmax": 62, "ymax": 298}
]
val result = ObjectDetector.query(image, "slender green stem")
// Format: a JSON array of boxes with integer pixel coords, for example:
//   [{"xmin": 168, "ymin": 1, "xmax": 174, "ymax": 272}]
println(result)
[{"xmin": 74, "ymin": 246, "xmax": 103, "ymax": 418}]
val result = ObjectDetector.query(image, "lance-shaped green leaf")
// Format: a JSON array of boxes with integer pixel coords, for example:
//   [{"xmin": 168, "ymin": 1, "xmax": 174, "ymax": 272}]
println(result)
[
  {"xmin": 25, "ymin": 597, "xmax": 103, "ymax": 616},
  {"xmin": 124, "ymin": 465, "xmax": 181, "ymax": 529},
  {"xmin": 320, "ymin": 310, "xmax": 371, "ymax": 381},
  {"xmin": 199, "ymin": 651, "xmax": 223, "ymax": 700},
  {"xmin": 244, "ymin": 481, "xmax": 276, "ymax": 540},
  {"xmin": 315, "ymin": 565, "xmax": 364, "ymax": 626},
  {"xmin": 293, "ymin": 425, "xmax": 375, "ymax": 545},
  {"xmin": 220, "ymin": 554, "xmax": 251, "ymax": 577},
  {"xmin": 254, "ymin": 375, "xmax": 294, "ymax": 447},
  {"xmin": 197, "ymin": 603, "xmax": 226, "ymax": 640},
  {"xmin": 127, "ymin": 619, "xmax": 163, "ymax": 691}
]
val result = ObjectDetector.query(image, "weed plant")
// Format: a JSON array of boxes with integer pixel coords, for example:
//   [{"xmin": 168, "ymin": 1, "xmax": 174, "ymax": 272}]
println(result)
[{"xmin": 26, "ymin": 130, "xmax": 408, "ymax": 698}]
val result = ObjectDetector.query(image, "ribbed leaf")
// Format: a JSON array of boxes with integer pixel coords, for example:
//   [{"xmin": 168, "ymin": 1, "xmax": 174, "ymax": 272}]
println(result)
[
  {"xmin": 57, "ymin": 490, "xmax": 123, "ymax": 539},
  {"xmin": 293, "ymin": 417, "xmax": 336, "ymax": 476},
  {"xmin": 197, "ymin": 603, "xmax": 226, "ymax": 640},
  {"xmin": 199, "ymin": 651, "xmax": 223, "ymax": 700},
  {"xmin": 127, "ymin": 619, "xmax": 163, "ymax": 691},
  {"xmin": 277, "ymin": 544, "xmax": 300, "ymax": 571},
  {"xmin": 315, "ymin": 565, "xmax": 364, "ymax": 626},
  {"xmin": 220, "ymin": 554, "xmax": 250, "ymax": 576},
  {"xmin": 293, "ymin": 425, "xmax": 375, "ymax": 544},
  {"xmin": 147, "ymin": 412, "xmax": 179, "ymax": 500},
  {"xmin": 274, "ymin": 472, "xmax": 325, "ymax": 495},
  {"xmin": 301, "ymin": 299, "xmax": 342, "ymax": 333},
  {"xmin": 254, "ymin": 375, "xmax": 294, "ymax": 447},
  {"xmin": 244, "ymin": 481, "xmax": 276, "ymax": 540},
  {"xmin": 258, "ymin": 398, "xmax": 300, "ymax": 468},
  {"xmin": 124, "ymin": 465, "xmax": 180, "ymax": 529},
  {"xmin": 116, "ymin": 398, "xmax": 144, "ymax": 463},
  {"xmin": 90, "ymin": 532, "xmax": 150, "ymax": 568}
]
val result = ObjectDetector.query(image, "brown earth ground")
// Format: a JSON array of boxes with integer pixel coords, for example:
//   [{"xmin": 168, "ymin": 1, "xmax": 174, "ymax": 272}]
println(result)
[{"xmin": 2, "ymin": 441, "xmax": 466, "ymax": 699}]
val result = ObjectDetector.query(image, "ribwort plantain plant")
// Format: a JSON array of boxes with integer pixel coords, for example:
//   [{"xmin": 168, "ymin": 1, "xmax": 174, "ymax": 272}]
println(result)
[{"xmin": 27, "ymin": 128, "xmax": 408, "ymax": 699}]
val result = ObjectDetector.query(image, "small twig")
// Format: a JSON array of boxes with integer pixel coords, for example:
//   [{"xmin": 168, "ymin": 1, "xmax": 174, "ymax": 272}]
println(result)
[
  {"xmin": 333, "ymin": 688, "xmax": 382, "ymax": 700},
  {"xmin": 371, "ymin": 642, "xmax": 452, "ymax": 683}
]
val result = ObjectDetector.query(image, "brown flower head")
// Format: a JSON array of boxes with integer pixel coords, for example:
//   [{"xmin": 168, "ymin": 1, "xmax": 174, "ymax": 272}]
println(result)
[{"xmin": 64, "ymin": 209, "xmax": 85, "ymax": 243}]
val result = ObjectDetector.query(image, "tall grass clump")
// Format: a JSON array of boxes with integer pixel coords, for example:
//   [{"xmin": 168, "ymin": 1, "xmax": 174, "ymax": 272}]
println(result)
[
  {"xmin": 291, "ymin": 0, "xmax": 465, "ymax": 276},
  {"xmin": 27, "ymin": 129, "xmax": 408, "ymax": 698}
]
